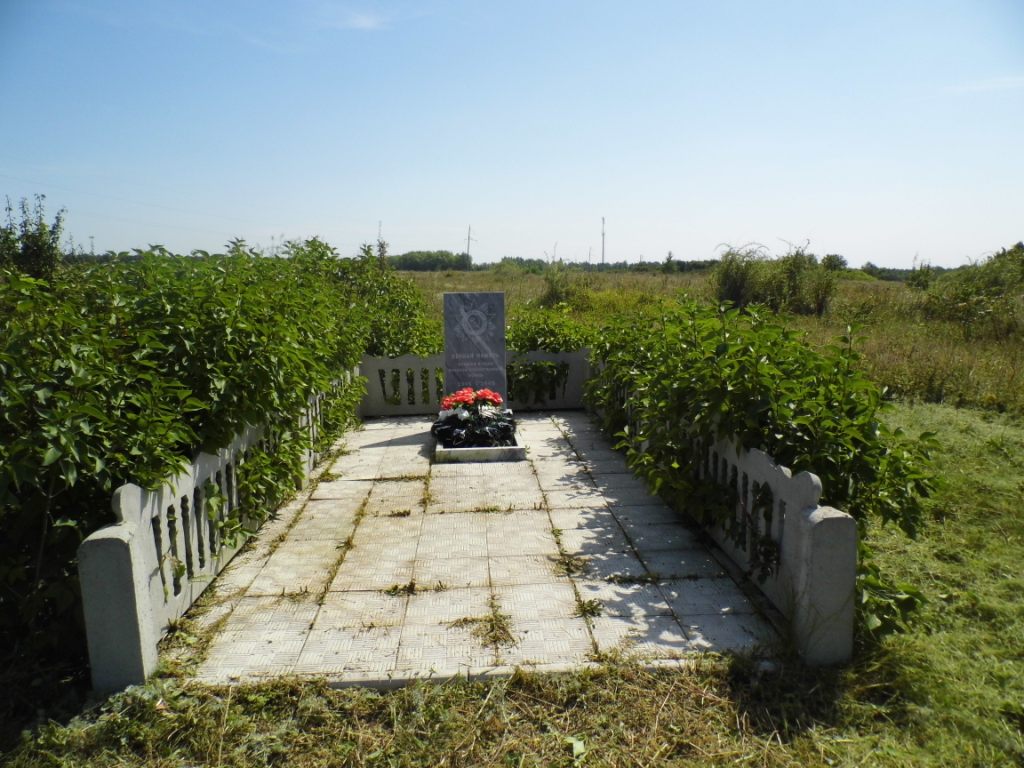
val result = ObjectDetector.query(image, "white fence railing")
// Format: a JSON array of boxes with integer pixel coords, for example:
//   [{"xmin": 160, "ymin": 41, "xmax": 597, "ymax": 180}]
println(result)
[
  {"xmin": 609, "ymin": 378, "xmax": 856, "ymax": 664},
  {"xmin": 78, "ymin": 375, "xmax": 351, "ymax": 693},
  {"xmin": 697, "ymin": 436, "xmax": 856, "ymax": 664},
  {"xmin": 79, "ymin": 426, "xmax": 263, "ymax": 692},
  {"xmin": 359, "ymin": 350, "xmax": 590, "ymax": 417}
]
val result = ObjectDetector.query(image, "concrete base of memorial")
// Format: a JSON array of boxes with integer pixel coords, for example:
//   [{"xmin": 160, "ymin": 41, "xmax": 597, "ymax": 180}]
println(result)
[{"xmin": 434, "ymin": 440, "xmax": 526, "ymax": 463}]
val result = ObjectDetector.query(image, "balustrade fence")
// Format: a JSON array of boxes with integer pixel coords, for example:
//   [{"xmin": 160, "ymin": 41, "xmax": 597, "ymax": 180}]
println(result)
[{"xmin": 80, "ymin": 350, "xmax": 855, "ymax": 692}]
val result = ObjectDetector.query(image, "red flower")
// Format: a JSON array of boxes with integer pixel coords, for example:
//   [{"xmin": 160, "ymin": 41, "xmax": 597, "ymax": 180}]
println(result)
[{"xmin": 440, "ymin": 388, "xmax": 505, "ymax": 410}]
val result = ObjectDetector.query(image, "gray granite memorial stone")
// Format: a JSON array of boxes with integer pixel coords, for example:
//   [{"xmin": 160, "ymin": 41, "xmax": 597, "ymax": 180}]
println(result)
[{"xmin": 443, "ymin": 292, "xmax": 506, "ymax": 396}]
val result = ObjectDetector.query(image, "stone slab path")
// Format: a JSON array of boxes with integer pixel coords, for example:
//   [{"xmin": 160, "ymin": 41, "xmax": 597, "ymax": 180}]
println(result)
[{"xmin": 190, "ymin": 413, "xmax": 777, "ymax": 685}]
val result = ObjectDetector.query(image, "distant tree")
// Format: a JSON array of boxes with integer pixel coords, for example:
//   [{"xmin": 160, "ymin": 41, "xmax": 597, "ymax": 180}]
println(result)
[
  {"xmin": 822, "ymin": 253, "xmax": 847, "ymax": 271},
  {"xmin": 0, "ymin": 195, "xmax": 65, "ymax": 279},
  {"xmin": 389, "ymin": 250, "xmax": 471, "ymax": 271}
]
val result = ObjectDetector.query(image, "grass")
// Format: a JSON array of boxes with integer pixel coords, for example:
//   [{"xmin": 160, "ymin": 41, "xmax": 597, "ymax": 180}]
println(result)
[{"xmin": 450, "ymin": 596, "xmax": 516, "ymax": 648}]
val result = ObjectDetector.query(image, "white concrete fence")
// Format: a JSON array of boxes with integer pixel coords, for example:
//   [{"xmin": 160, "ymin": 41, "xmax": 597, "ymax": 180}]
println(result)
[
  {"xmin": 696, "ymin": 437, "xmax": 856, "ymax": 664},
  {"xmin": 79, "ymin": 425, "xmax": 264, "ymax": 692},
  {"xmin": 79, "ymin": 378, "xmax": 349, "ymax": 693},
  {"xmin": 79, "ymin": 350, "xmax": 855, "ymax": 692},
  {"xmin": 359, "ymin": 349, "xmax": 591, "ymax": 416}
]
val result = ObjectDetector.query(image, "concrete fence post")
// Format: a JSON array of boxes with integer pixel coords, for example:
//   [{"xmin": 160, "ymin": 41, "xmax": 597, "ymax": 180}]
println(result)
[
  {"xmin": 792, "ymin": 506, "xmax": 858, "ymax": 664},
  {"xmin": 78, "ymin": 523, "xmax": 158, "ymax": 692}
]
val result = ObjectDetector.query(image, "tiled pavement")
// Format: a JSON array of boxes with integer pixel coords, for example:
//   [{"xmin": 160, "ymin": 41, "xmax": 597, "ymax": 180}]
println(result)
[{"xmin": 192, "ymin": 413, "xmax": 778, "ymax": 685}]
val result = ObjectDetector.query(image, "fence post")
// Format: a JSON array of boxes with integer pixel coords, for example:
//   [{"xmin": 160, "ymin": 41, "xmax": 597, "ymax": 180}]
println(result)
[
  {"xmin": 78, "ymin": 485, "xmax": 159, "ymax": 692},
  {"xmin": 792, "ymin": 506, "xmax": 857, "ymax": 664}
]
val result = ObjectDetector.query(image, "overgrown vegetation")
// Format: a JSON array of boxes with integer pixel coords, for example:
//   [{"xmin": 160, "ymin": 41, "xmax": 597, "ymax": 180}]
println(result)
[
  {"xmin": 585, "ymin": 303, "xmax": 934, "ymax": 635},
  {"xmin": 0, "ymin": 234, "xmax": 438, "ymax": 746},
  {"xmin": 713, "ymin": 246, "xmax": 837, "ymax": 316}
]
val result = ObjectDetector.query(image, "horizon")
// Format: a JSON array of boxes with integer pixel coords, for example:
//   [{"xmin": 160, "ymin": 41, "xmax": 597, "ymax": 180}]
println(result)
[{"xmin": 2, "ymin": 1, "xmax": 1022, "ymax": 269}]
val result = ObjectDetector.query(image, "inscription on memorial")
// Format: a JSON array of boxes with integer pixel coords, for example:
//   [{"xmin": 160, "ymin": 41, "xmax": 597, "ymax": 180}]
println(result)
[{"xmin": 443, "ymin": 292, "xmax": 506, "ymax": 395}]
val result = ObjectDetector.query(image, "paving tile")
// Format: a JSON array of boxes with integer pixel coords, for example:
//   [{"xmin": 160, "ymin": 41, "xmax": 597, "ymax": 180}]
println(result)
[
  {"xmin": 486, "ymin": 513, "xmax": 559, "ymax": 556},
  {"xmin": 415, "ymin": 534, "xmax": 489, "ymax": 559},
  {"xmin": 543, "ymin": 487, "xmax": 609, "ymax": 509},
  {"xmin": 430, "ymin": 462, "xmax": 537, "ymax": 481},
  {"xmin": 658, "ymin": 578, "xmax": 759, "ymax": 616},
  {"xmin": 420, "ymin": 512, "xmax": 489, "ymax": 538},
  {"xmin": 610, "ymin": 503, "xmax": 682, "ymax": 528},
  {"xmin": 342, "ymin": 534, "xmax": 419, "ymax": 566},
  {"xmin": 496, "ymin": 582, "xmax": 580, "ymax": 622},
  {"xmin": 354, "ymin": 515, "xmax": 424, "ymax": 545},
  {"xmin": 328, "ymin": 557, "xmax": 415, "ymax": 591},
  {"xmin": 677, "ymin": 613, "xmax": 777, "ymax": 653},
  {"xmin": 499, "ymin": 618, "xmax": 594, "ymax": 666},
  {"xmin": 315, "ymin": 590, "xmax": 407, "ymax": 629},
  {"xmin": 294, "ymin": 626, "xmax": 401, "ymax": 676},
  {"xmin": 639, "ymin": 550, "xmax": 727, "ymax": 580},
  {"xmin": 583, "ymin": 552, "xmax": 649, "ymax": 582},
  {"xmin": 427, "ymin": 487, "xmax": 545, "ymax": 514},
  {"xmin": 404, "ymin": 587, "xmax": 492, "ymax": 625},
  {"xmin": 312, "ymin": 478, "xmax": 375, "ymax": 499},
  {"xmin": 412, "ymin": 556, "xmax": 491, "ymax": 588},
  {"xmin": 625, "ymin": 523, "xmax": 702, "ymax": 553},
  {"xmin": 558, "ymin": 526, "xmax": 633, "ymax": 557},
  {"xmin": 548, "ymin": 505, "xmax": 613, "ymax": 531},
  {"xmin": 221, "ymin": 595, "xmax": 321, "ymax": 632},
  {"xmin": 575, "ymin": 579, "xmax": 673, "ymax": 618},
  {"xmin": 600, "ymin": 486, "xmax": 663, "ymax": 507},
  {"xmin": 303, "ymin": 497, "xmax": 366, "ymax": 518},
  {"xmin": 247, "ymin": 539, "xmax": 346, "ymax": 595},
  {"xmin": 590, "ymin": 615, "xmax": 692, "ymax": 659},
  {"xmin": 286, "ymin": 513, "xmax": 358, "ymax": 543},
  {"xmin": 489, "ymin": 555, "xmax": 562, "ymax": 586},
  {"xmin": 377, "ymin": 454, "xmax": 431, "ymax": 479},
  {"xmin": 212, "ymin": 546, "xmax": 271, "ymax": 595},
  {"xmin": 591, "ymin": 474, "xmax": 651, "ymax": 494},
  {"xmin": 580, "ymin": 453, "xmax": 631, "ymax": 472},
  {"xmin": 199, "ymin": 629, "xmax": 307, "ymax": 680},
  {"xmin": 396, "ymin": 622, "xmax": 495, "ymax": 672},
  {"xmin": 365, "ymin": 479, "xmax": 426, "ymax": 516}
]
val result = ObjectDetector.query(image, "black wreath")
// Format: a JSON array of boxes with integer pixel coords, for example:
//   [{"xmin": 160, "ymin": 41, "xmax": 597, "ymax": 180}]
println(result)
[{"xmin": 431, "ymin": 410, "xmax": 517, "ymax": 449}]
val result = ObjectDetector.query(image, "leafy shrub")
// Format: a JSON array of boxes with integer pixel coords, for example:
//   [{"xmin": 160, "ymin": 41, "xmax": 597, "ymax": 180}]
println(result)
[
  {"xmin": 585, "ymin": 303, "xmax": 934, "ymax": 638},
  {"xmin": 0, "ymin": 242, "xmax": 435, "ymax": 729},
  {"xmin": 713, "ymin": 247, "xmax": 838, "ymax": 316},
  {"xmin": 506, "ymin": 307, "xmax": 592, "ymax": 352},
  {"xmin": 921, "ymin": 242, "xmax": 1023, "ymax": 340},
  {"xmin": 535, "ymin": 263, "xmax": 593, "ymax": 311}
]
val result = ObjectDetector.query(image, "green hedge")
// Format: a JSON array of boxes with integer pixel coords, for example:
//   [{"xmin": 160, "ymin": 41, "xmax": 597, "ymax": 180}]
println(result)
[
  {"xmin": 585, "ymin": 303, "xmax": 934, "ymax": 639},
  {"xmin": 0, "ymin": 240, "xmax": 437, "ymax": 725}
]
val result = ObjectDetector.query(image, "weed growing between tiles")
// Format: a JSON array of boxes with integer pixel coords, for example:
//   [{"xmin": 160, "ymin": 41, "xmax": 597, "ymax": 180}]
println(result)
[
  {"xmin": 382, "ymin": 580, "xmax": 449, "ymax": 597},
  {"xmin": 575, "ymin": 599, "xmax": 604, "ymax": 619},
  {"xmin": 450, "ymin": 596, "xmax": 516, "ymax": 648},
  {"xmin": 316, "ymin": 497, "xmax": 369, "ymax": 608}
]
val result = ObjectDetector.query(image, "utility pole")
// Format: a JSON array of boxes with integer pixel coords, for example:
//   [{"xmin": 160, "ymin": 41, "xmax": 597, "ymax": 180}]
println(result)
[
  {"xmin": 466, "ymin": 226, "xmax": 476, "ymax": 259},
  {"xmin": 601, "ymin": 217, "xmax": 606, "ymax": 267}
]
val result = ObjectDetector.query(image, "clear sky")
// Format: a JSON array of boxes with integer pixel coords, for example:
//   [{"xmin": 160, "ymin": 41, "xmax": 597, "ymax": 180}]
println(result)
[{"xmin": 1, "ymin": 1, "xmax": 1021, "ymax": 267}]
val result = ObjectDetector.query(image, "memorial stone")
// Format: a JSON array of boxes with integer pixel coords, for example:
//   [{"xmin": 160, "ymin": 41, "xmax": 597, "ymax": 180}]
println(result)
[{"xmin": 443, "ymin": 292, "xmax": 506, "ymax": 396}]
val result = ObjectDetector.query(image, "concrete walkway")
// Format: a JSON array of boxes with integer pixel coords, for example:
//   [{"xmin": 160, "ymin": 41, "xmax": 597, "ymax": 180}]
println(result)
[{"xmin": 191, "ymin": 413, "xmax": 777, "ymax": 685}]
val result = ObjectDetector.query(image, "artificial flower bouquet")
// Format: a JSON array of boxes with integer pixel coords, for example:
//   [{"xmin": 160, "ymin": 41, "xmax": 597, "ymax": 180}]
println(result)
[{"xmin": 431, "ymin": 387, "xmax": 517, "ymax": 448}]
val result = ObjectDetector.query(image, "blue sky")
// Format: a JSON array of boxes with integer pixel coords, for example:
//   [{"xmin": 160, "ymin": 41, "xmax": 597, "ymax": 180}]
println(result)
[{"xmin": 1, "ymin": 1, "xmax": 1021, "ymax": 267}]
